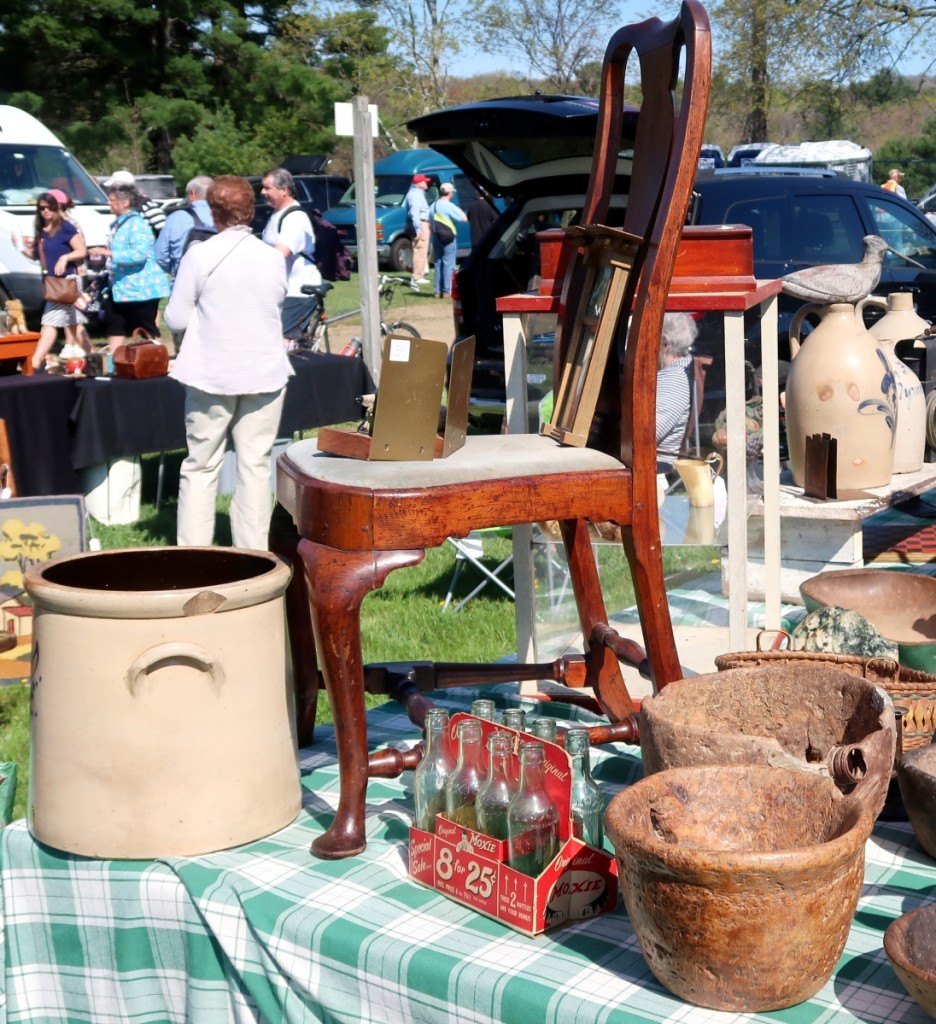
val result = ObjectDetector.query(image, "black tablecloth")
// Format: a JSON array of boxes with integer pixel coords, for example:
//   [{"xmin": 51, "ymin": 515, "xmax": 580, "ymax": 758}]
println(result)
[
  {"xmin": 4, "ymin": 354, "xmax": 371, "ymax": 497},
  {"xmin": 0, "ymin": 375, "xmax": 81, "ymax": 496}
]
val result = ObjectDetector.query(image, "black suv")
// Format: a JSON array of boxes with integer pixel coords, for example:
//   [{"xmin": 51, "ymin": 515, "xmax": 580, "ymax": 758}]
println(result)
[{"xmin": 248, "ymin": 157, "xmax": 350, "ymax": 236}]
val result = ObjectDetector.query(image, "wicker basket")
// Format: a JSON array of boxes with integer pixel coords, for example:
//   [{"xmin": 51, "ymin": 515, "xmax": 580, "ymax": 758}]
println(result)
[{"xmin": 714, "ymin": 649, "xmax": 936, "ymax": 750}]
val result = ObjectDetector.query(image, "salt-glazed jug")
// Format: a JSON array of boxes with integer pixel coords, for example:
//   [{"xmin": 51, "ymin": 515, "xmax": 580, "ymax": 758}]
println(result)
[
  {"xmin": 786, "ymin": 301, "xmax": 896, "ymax": 490},
  {"xmin": 858, "ymin": 291, "xmax": 928, "ymax": 473}
]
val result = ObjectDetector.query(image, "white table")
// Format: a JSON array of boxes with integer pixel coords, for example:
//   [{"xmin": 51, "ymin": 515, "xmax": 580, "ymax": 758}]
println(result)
[{"xmin": 746, "ymin": 464, "xmax": 936, "ymax": 602}]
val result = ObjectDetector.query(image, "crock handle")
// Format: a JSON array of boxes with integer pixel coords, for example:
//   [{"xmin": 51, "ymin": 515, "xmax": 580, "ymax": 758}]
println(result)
[{"xmin": 125, "ymin": 642, "xmax": 225, "ymax": 694}]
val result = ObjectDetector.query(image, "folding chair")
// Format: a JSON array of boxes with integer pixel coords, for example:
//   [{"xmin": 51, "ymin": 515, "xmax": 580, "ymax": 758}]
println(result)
[{"xmin": 443, "ymin": 529, "xmax": 515, "ymax": 612}]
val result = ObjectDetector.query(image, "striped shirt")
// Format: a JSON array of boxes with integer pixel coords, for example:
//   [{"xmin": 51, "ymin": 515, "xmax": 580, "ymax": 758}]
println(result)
[{"xmin": 656, "ymin": 355, "xmax": 692, "ymax": 467}]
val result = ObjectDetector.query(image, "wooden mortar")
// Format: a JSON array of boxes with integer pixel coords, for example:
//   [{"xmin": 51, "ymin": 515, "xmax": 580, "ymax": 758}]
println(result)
[
  {"xmin": 605, "ymin": 764, "xmax": 874, "ymax": 1011},
  {"xmin": 639, "ymin": 665, "xmax": 896, "ymax": 821}
]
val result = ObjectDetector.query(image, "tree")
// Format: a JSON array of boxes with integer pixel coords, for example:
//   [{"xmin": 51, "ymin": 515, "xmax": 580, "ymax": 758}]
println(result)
[
  {"xmin": 0, "ymin": 0, "xmax": 347, "ymax": 174},
  {"xmin": 472, "ymin": 0, "xmax": 622, "ymax": 92},
  {"xmin": 707, "ymin": 0, "xmax": 915, "ymax": 142},
  {"xmin": 873, "ymin": 116, "xmax": 936, "ymax": 198},
  {"xmin": 374, "ymin": 0, "xmax": 473, "ymax": 116}
]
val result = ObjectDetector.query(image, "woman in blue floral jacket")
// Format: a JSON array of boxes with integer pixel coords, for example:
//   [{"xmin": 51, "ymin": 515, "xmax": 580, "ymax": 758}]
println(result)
[{"xmin": 89, "ymin": 182, "xmax": 170, "ymax": 351}]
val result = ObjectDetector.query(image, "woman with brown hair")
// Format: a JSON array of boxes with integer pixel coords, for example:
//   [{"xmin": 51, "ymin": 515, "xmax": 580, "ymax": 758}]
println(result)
[
  {"xmin": 24, "ymin": 191, "xmax": 88, "ymax": 370},
  {"xmin": 166, "ymin": 175, "xmax": 291, "ymax": 550}
]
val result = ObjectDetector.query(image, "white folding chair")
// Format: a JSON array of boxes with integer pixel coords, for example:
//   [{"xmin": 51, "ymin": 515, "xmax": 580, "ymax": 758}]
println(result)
[{"xmin": 443, "ymin": 529, "xmax": 515, "ymax": 612}]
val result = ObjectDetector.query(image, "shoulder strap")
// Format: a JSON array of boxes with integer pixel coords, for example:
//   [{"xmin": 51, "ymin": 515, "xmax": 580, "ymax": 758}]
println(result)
[
  {"xmin": 276, "ymin": 206, "xmax": 303, "ymax": 232},
  {"xmin": 180, "ymin": 203, "xmax": 204, "ymax": 228},
  {"xmin": 196, "ymin": 231, "xmax": 250, "ymax": 303}
]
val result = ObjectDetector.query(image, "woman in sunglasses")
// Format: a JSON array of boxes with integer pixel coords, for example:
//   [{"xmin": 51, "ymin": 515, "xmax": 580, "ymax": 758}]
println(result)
[{"xmin": 24, "ymin": 191, "xmax": 88, "ymax": 371}]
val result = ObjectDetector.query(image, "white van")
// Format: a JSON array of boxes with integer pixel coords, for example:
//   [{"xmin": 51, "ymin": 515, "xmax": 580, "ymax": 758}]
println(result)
[{"xmin": 0, "ymin": 106, "xmax": 111, "ymax": 318}]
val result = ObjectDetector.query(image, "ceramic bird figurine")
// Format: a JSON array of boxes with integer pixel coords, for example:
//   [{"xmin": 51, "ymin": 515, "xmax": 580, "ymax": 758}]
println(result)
[{"xmin": 780, "ymin": 234, "xmax": 925, "ymax": 305}]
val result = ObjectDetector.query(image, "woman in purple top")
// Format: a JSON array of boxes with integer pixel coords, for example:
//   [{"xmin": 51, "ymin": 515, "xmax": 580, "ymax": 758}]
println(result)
[{"xmin": 24, "ymin": 191, "xmax": 88, "ymax": 371}]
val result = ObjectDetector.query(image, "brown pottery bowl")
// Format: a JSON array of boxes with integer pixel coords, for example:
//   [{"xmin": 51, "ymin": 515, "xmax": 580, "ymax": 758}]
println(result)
[
  {"xmin": 897, "ymin": 745, "xmax": 936, "ymax": 860},
  {"xmin": 885, "ymin": 903, "xmax": 936, "ymax": 1019},
  {"xmin": 640, "ymin": 666, "xmax": 896, "ymax": 821},
  {"xmin": 799, "ymin": 568, "xmax": 936, "ymax": 674},
  {"xmin": 605, "ymin": 764, "xmax": 874, "ymax": 1012}
]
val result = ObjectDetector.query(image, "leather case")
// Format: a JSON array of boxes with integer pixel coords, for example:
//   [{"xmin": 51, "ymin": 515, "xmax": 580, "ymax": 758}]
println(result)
[{"xmin": 113, "ymin": 338, "xmax": 170, "ymax": 379}]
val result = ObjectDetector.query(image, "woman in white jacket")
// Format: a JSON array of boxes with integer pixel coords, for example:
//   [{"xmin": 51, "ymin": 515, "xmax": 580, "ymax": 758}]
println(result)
[{"xmin": 166, "ymin": 175, "xmax": 293, "ymax": 550}]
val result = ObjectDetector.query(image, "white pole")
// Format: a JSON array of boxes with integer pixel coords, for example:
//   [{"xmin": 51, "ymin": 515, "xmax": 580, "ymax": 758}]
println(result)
[{"xmin": 352, "ymin": 96, "xmax": 382, "ymax": 384}]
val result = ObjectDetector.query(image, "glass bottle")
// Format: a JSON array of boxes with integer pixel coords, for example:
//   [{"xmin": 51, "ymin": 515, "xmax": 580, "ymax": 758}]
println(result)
[
  {"xmin": 444, "ymin": 718, "xmax": 486, "ymax": 831},
  {"xmin": 413, "ymin": 708, "xmax": 454, "ymax": 832},
  {"xmin": 508, "ymin": 742, "xmax": 560, "ymax": 876},
  {"xmin": 502, "ymin": 707, "xmax": 527, "ymax": 732},
  {"xmin": 565, "ymin": 728, "xmax": 603, "ymax": 847},
  {"xmin": 531, "ymin": 717, "xmax": 558, "ymax": 743},
  {"xmin": 470, "ymin": 698, "xmax": 497, "ymax": 721},
  {"xmin": 476, "ymin": 731, "xmax": 517, "ymax": 839}
]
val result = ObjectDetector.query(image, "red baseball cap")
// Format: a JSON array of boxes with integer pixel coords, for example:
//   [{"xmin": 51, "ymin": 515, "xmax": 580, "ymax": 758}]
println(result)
[{"xmin": 412, "ymin": 174, "xmax": 431, "ymax": 185}]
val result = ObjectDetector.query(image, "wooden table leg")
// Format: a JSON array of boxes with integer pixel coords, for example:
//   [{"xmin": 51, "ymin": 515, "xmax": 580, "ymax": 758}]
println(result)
[{"xmin": 297, "ymin": 539, "xmax": 424, "ymax": 859}]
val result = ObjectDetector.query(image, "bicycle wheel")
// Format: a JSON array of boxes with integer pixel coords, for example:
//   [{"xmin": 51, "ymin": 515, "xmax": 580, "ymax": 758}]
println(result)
[{"xmin": 384, "ymin": 321, "xmax": 420, "ymax": 339}]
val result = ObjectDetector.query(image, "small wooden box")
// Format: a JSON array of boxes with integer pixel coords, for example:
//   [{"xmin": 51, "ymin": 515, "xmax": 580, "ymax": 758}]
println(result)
[{"xmin": 669, "ymin": 224, "xmax": 756, "ymax": 293}]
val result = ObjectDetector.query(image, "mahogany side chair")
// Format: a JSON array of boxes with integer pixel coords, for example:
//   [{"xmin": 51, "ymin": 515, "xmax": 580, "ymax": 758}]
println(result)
[{"xmin": 274, "ymin": 0, "xmax": 712, "ymax": 858}]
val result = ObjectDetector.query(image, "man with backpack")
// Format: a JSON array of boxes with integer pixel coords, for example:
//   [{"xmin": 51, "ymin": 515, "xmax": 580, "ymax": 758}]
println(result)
[
  {"xmin": 259, "ymin": 167, "xmax": 318, "ymax": 342},
  {"xmin": 155, "ymin": 176, "xmax": 215, "ymax": 277}
]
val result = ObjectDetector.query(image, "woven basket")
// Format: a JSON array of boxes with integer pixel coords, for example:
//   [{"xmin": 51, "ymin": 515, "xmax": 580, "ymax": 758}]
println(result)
[{"xmin": 714, "ymin": 649, "xmax": 936, "ymax": 750}]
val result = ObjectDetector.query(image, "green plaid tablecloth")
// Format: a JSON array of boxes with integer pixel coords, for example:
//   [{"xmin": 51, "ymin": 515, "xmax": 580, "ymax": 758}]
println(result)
[{"xmin": 1, "ymin": 690, "xmax": 933, "ymax": 1024}]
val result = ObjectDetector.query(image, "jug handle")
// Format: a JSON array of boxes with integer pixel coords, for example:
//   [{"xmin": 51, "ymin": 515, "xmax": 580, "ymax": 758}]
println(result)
[
  {"xmin": 705, "ymin": 451, "xmax": 724, "ymax": 478},
  {"xmin": 125, "ymin": 642, "xmax": 225, "ymax": 694},
  {"xmin": 856, "ymin": 294, "xmax": 887, "ymax": 323},
  {"xmin": 789, "ymin": 302, "xmax": 825, "ymax": 358}
]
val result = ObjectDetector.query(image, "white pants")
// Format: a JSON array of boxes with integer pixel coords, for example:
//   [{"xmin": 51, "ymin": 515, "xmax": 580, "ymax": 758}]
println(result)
[{"xmin": 177, "ymin": 386, "xmax": 286, "ymax": 550}]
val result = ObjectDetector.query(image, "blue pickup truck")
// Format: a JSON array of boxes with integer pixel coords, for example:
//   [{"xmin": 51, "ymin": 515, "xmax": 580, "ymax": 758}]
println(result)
[{"xmin": 324, "ymin": 148, "xmax": 479, "ymax": 272}]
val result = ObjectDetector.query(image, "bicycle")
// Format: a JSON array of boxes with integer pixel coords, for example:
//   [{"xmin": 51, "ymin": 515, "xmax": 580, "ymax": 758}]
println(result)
[{"xmin": 296, "ymin": 275, "xmax": 421, "ymax": 353}]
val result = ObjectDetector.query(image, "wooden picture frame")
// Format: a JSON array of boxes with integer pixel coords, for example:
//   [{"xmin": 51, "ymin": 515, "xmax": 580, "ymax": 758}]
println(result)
[{"xmin": 542, "ymin": 225, "xmax": 640, "ymax": 447}]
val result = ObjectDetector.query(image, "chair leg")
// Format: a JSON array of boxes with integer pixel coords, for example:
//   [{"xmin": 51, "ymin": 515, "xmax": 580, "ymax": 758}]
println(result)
[
  {"xmin": 559, "ymin": 519, "xmax": 638, "ymax": 722},
  {"xmin": 268, "ymin": 504, "xmax": 320, "ymax": 747},
  {"xmin": 297, "ymin": 539, "xmax": 424, "ymax": 859},
  {"xmin": 621, "ymin": 522, "xmax": 682, "ymax": 689}
]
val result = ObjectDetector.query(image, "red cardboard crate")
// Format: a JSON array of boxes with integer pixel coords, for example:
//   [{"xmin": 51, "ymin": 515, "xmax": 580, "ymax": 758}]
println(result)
[{"xmin": 408, "ymin": 713, "xmax": 618, "ymax": 935}]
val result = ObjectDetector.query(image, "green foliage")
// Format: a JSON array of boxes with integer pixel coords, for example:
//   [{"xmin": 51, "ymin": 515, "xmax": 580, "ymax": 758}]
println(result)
[
  {"xmin": 0, "ymin": 685, "xmax": 30, "ymax": 824},
  {"xmin": 873, "ymin": 121, "xmax": 936, "ymax": 199},
  {"xmin": 0, "ymin": 0, "xmax": 363, "ymax": 175},
  {"xmin": 798, "ymin": 80, "xmax": 848, "ymax": 140},
  {"xmin": 169, "ymin": 107, "xmax": 272, "ymax": 184},
  {"xmin": 851, "ymin": 68, "xmax": 915, "ymax": 106}
]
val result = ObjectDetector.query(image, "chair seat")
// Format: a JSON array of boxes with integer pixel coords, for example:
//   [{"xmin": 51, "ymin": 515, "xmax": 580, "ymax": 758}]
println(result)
[
  {"xmin": 278, "ymin": 434, "xmax": 633, "ymax": 551},
  {"xmin": 284, "ymin": 434, "xmax": 623, "ymax": 486}
]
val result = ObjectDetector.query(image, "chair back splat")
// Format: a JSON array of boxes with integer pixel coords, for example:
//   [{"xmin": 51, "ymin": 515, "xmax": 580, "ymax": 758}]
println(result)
[{"xmin": 273, "ymin": 0, "xmax": 712, "ymax": 859}]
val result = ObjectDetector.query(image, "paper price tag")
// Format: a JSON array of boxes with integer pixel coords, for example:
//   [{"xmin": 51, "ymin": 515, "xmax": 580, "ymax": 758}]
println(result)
[{"xmin": 388, "ymin": 337, "xmax": 411, "ymax": 362}]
